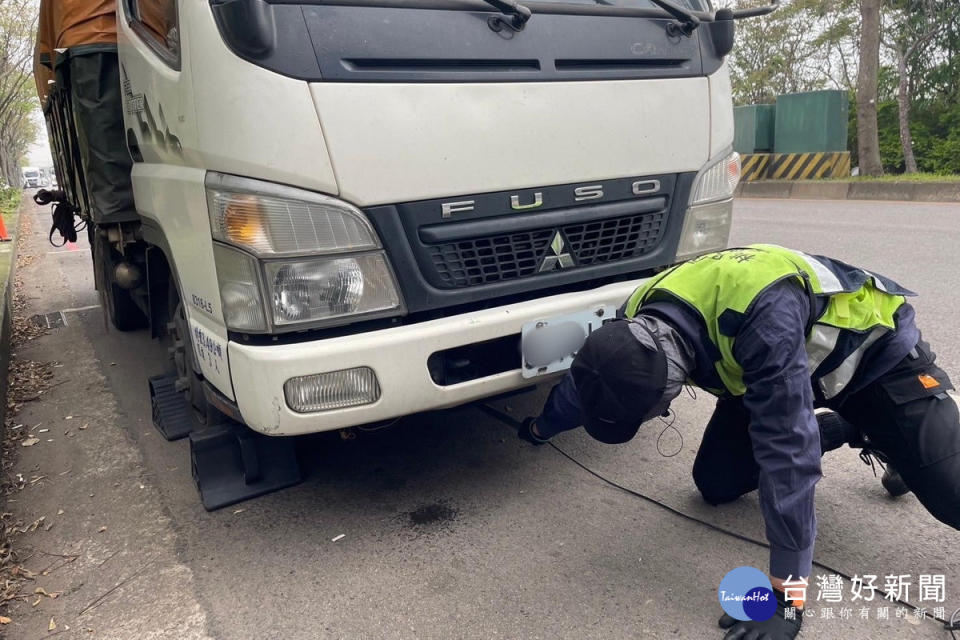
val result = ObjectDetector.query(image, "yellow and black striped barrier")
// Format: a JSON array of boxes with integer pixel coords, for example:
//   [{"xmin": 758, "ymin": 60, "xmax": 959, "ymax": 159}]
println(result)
[
  {"xmin": 740, "ymin": 153, "xmax": 771, "ymax": 181},
  {"xmin": 768, "ymin": 151, "xmax": 851, "ymax": 180},
  {"xmin": 740, "ymin": 151, "xmax": 851, "ymax": 181}
]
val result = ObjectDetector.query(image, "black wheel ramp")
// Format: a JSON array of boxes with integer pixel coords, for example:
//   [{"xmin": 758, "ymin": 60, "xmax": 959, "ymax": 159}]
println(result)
[
  {"xmin": 149, "ymin": 373, "xmax": 194, "ymax": 441},
  {"xmin": 190, "ymin": 421, "xmax": 303, "ymax": 511}
]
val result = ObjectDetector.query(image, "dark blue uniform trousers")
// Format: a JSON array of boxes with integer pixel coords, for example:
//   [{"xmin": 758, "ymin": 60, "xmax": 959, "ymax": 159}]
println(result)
[{"xmin": 694, "ymin": 340, "xmax": 960, "ymax": 531}]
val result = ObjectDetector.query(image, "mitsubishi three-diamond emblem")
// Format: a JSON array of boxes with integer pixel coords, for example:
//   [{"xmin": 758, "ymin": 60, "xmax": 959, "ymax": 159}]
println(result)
[{"xmin": 539, "ymin": 232, "xmax": 576, "ymax": 272}]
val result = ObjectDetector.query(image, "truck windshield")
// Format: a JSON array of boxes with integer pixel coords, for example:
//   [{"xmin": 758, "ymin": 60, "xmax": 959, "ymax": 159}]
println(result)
[{"xmin": 525, "ymin": 0, "xmax": 708, "ymax": 10}]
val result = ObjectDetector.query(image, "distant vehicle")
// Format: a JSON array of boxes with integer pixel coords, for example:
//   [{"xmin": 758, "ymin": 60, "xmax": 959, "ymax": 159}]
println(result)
[{"xmin": 21, "ymin": 167, "xmax": 41, "ymax": 189}]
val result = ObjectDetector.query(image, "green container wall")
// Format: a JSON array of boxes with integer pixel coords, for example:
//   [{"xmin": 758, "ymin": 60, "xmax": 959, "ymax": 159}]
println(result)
[
  {"xmin": 733, "ymin": 104, "xmax": 776, "ymax": 154},
  {"xmin": 733, "ymin": 106, "xmax": 755, "ymax": 154},
  {"xmin": 774, "ymin": 90, "xmax": 849, "ymax": 153}
]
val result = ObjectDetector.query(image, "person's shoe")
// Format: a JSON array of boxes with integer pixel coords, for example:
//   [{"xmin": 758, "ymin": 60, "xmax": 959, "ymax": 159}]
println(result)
[
  {"xmin": 518, "ymin": 417, "xmax": 550, "ymax": 446},
  {"xmin": 856, "ymin": 442, "xmax": 910, "ymax": 498},
  {"xmin": 881, "ymin": 466, "xmax": 911, "ymax": 498}
]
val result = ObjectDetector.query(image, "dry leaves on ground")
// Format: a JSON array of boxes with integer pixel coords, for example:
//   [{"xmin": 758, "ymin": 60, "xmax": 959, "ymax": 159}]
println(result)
[
  {"xmin": 1, "ymin": 206, "xmax": 63, "ymax": 623},
  {"xmin": 10, "ymin": 283, "xmax": 46, "ymax": 344},
  {"xmin": 11, "ymin": 211, "xmax": 46, "ymax": 346},
  {"xmin": 6, "ymin": 359, "xmax": 54, "ymax": 417}
]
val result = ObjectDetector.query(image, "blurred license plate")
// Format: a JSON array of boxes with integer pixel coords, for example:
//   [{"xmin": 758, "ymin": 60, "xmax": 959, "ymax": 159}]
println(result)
[{"xmin": 520, "ymin": 305, "xmax": 617, "ymax": 379}]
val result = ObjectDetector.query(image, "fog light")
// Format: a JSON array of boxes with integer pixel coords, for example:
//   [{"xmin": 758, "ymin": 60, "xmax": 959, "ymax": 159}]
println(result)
[{"xmin": 284, "ymin": 367, "xmax": 381, "ymax": 413}]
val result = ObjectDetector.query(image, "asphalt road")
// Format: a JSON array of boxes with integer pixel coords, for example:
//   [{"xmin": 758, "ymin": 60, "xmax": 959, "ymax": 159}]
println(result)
[{"xmin": 5, "ymin": 197, "xmax": 960, "ymax": 639}]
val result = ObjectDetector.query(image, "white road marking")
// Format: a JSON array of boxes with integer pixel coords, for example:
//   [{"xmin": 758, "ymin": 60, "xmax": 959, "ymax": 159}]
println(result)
[
  {"xmin": 60, "ymin": 304, "xmax": 100, "ymax": 314},
  {"xmin": 47, "ymin": 249, "xmax": 90, "ymax": 255}
]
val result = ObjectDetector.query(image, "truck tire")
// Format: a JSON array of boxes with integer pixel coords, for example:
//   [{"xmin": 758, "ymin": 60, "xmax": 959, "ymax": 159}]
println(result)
[
  {"xmin": 104, "ymin": 282, "xmax": 147, "ymax": 331},
  {"xmin": 167, "ymin": 283, "xmax": 222, "ymax": 427}
]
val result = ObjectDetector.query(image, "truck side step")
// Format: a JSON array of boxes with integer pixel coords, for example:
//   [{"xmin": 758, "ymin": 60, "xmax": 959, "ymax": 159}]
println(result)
[
  {"xmin": 189, "ymin": 421, "xmax": 303, "ymax": 511},
  {"xmin": 149, "ymin": 373, "xmax": 194, "ymax": 441}
]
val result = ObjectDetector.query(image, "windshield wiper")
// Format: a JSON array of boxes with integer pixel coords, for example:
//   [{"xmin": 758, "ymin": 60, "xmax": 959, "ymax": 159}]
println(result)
[
  {"xmin": 584, "ymin": 0, "xmax": 699, "ymax": 35},
  {"xmin": 646, "ymin": 0, "xmax": 700, "ymax": 36},
  {"xmin": 481, "ymin": 0, "xmax": 533, "ymax": 32},
  {"xmin": 730, "ymin": 0, "xmax": 779, "ymax": 19}
]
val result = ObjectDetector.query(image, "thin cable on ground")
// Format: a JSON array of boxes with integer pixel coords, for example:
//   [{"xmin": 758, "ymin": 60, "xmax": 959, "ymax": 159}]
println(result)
[
  {"xmin": 357, "ymin": 417, "xmax": 401, "ymax": 432},
  {"xmin": 548, "ymin": 440, "xmax": 955, "ymax": 630},
  {"xmin": 655, "ymin": 409, "xmax": 683, "ymax": 458},
  {"xmin": 477, "ymin": 404, "xmax": 956, "ymax": 632}
]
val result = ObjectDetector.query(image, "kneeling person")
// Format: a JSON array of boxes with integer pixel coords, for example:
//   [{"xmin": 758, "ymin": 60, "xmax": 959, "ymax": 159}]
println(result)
[{"xmin": 522, "ymin": 244, "xmax": 960, "ymax": 639}]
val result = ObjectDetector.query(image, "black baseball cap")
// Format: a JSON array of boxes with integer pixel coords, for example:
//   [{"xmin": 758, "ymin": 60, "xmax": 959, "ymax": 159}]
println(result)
[{"xmin": 570, "ymin": 319, "xmax": 668, "ymax": 444}]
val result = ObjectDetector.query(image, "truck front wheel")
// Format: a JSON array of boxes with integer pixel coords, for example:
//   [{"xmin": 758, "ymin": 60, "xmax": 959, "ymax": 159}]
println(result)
[{"xmin": 167, "ymin": 284, "xmax": 221, "ymax": 427}]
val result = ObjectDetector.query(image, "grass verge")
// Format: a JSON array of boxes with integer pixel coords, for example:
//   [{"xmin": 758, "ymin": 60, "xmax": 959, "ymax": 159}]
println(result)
[
  {"xmin": 0, "ymin": 188, "xmax": 20, "ymax": 214},
  {"xmin": 1, "ymin": 188, "xmax": 20, "ymax": 235}
]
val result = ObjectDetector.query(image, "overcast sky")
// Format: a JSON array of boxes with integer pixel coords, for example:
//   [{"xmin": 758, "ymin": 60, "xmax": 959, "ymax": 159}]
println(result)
[{"xmin": 26, "ymin": 109, "xmax": 52, "ymax": 167}]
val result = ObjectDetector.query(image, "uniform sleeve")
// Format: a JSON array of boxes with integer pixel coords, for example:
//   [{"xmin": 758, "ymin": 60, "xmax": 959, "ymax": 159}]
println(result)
[
  {"xmin": 536, "ymin": 372, "xmax": 584, "ymax": 439},
  {"xmin": 733, "ymin": 281, "xmax": 822, "ymax": 580}
]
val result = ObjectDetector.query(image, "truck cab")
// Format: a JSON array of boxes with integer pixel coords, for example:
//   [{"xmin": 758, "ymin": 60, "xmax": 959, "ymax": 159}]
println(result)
[
  {"xmin": 38, "ymin": 0, "xmax": 749, "ymax": 441},
  {"xmin": 22, "ymin": 167, "xmax": 41, "ymax": 189}
]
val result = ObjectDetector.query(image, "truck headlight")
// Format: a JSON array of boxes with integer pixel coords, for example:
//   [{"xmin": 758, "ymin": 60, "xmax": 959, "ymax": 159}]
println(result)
[
  {"xmin": 676, "ymin": 151, "xmax": 740, "ymax": 260},
  {"xmin": 265, "ymin": 254, "xmax": 400, "ymax": 326},
  {"xmin": 675, "ymin": 201, "xmax": 733, "ymax": 261},
  {"xmin": 207, "ymin": 173, "xmax": 403, "ymax": 332}
]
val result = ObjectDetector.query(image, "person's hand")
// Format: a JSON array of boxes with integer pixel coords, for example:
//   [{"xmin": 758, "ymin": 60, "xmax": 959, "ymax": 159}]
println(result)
[
  {"xmin": 718, "ymin": 590, "xmax": 802, "ymax": 640},
  {"xmin": 517, "ymin": 417, "xmax": 550, "ymax": 446},
  {"xmin": 718, "ymin": 613, "xmax": 801, "ymax": 640}
]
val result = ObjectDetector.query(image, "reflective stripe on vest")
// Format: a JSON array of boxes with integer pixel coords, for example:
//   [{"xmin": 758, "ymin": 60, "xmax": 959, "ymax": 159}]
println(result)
[
  {"xmin": 806, "ymin": 325, "xmax": 840, "ymax": 376},
  {"xmin": 793, "ymin": 250, "xmax": 845, "ymax": 293},
  {"xmin": 818, "ymin": 326, "xmax": 887, "ymax": 399}
]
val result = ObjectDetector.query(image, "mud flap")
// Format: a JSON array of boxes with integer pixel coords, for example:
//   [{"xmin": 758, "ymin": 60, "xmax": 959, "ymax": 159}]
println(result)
[
  {"xmin": 149, "ymin": 373, "xmax": 194, "ymax": 441},
  {"xmin": 189, "ymin": 422, "xmax": 303, "ymax": 511}
]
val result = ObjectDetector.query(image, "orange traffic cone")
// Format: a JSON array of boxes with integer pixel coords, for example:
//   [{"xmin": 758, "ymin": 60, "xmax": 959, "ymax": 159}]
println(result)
[{"xmin": 0, "ymin": 214, "xmax": 11, "ymax": 242}]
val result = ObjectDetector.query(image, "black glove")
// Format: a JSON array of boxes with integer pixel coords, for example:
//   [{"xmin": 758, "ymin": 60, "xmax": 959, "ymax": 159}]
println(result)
[
  {"xmin": 718, "ymin": 590, "xmax": 802, "ymax": 640},
  {"xmin": 49, "ymin": 201, "xmax": 79, "ymax": 245},
  {"xmin": 517, "ymin": 417, "xmax": 550, "ymax": 446}
]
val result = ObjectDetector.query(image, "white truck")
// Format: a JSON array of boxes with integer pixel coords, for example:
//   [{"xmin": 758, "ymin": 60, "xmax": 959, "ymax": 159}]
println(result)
[
  {"xmin": 35, "ymin": 0, "xmax": 770, "ymax": 508},
  {"xmin": 21, "ymin": 167, "xmax": 41, "ymax": 189}
]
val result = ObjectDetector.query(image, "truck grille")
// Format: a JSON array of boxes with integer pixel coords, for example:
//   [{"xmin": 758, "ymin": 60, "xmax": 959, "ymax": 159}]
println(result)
[{"xmin": 427, "ymin": 209, "xmax": 666, "ymax": 289}]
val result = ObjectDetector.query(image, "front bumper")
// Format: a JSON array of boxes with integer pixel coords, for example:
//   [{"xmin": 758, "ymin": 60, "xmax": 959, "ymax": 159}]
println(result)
[{"xmin": 228, "ymin": 278, "xmax": 649, "ymax": 435}]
